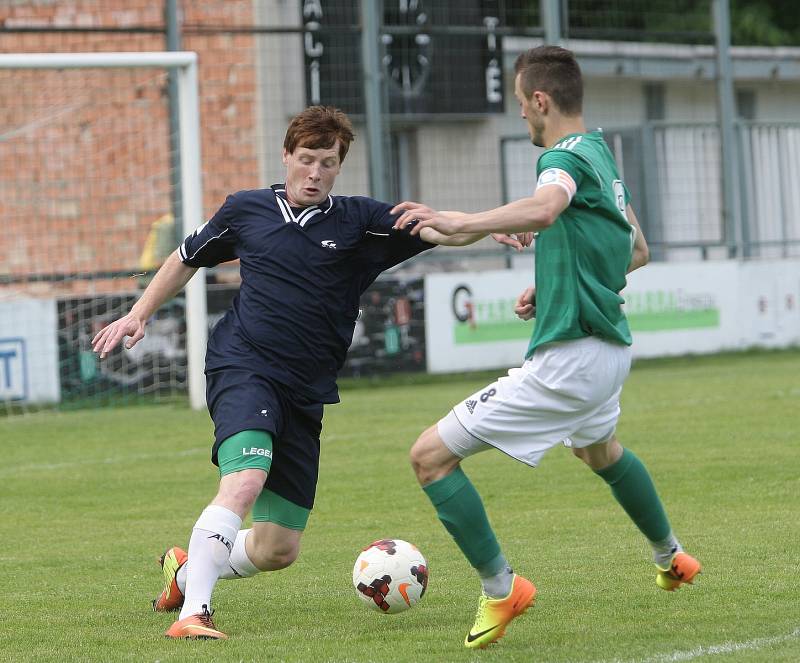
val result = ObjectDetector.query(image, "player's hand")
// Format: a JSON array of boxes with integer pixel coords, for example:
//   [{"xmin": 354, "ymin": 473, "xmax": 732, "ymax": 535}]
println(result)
[
  {"xmin": 491, "ymin": 233, "xmax": 533, "ymax": 252},
  {"xmin": 517, "ymin": 232, "xmax": 534, "ymax": 247},
  {"xmin": 514, "ymin": 286, "xmax": 536, "ymax": 320},
  {"xmin": 391, "ymin": 201, "xmax": 460, "ymax": 236},
  {"xmin": 91, "ymin": 313, "xmax": 147, "ymax": 359}
]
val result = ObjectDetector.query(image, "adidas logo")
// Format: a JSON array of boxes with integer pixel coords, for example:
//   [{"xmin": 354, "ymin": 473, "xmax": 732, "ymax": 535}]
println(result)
[{"xmin": 465, "ymin": 399, "xmax": 477, "ymax": 414}]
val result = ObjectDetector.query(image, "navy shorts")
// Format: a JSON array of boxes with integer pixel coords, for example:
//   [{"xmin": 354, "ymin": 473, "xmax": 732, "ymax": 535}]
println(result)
[{"xmin": 206, "ymin": 368, "xmax": 324, "ymax": 510}]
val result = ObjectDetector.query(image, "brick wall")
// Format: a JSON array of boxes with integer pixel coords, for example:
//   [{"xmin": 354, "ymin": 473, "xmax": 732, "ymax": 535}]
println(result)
[{"xmin": 0, "ymin": 1, "xmax": 259, "ymax": 297}]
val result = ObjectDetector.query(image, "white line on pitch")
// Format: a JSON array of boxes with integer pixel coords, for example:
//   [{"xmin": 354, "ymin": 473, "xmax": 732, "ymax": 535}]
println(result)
[
  {"xmin": 0, "ymin": 428, "xmax": 421, "ymax": 478},
  {"xmin": 0, "ymin": 447, "xmax": 207, "ymax": 477},
  {"xmin": 595, "ymin": 626, "xmax": 800, "ymax": 663}
]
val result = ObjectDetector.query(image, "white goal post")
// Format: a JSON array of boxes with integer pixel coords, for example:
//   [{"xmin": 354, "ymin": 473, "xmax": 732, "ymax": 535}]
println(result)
[{"xmin": 0, "ymin": 52, "xmax": 208, "ymax": 410}]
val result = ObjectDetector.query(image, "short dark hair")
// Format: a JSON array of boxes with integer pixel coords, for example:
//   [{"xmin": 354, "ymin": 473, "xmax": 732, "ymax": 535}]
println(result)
[
  {"xmin": 514, "ymin": 46, "xmax": 583, "ymax": 116},
  {"xmin": 283, "ymin": 105, "xmax": 355, "ymax": 163}
]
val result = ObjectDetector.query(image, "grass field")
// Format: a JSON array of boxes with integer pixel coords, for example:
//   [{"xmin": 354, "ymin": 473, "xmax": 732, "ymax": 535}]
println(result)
[{"xmin": 1, "ymin": 350, "xmax": 799, "ymax": 662}]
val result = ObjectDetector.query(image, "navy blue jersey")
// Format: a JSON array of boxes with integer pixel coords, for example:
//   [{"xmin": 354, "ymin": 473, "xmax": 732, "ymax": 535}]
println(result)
[{"xmin": 179, "ymin": 185, "xmax": 434, "ymax": 403}]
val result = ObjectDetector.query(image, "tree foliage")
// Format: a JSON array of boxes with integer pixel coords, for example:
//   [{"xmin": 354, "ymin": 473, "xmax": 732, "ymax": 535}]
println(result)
[
  {"xmin": 731, "ymin": 0, "xmax": 800, "ymax": 46},
  {"xmin": 501, "ymin": 0, "xmax": 800, "ymax": 46}
]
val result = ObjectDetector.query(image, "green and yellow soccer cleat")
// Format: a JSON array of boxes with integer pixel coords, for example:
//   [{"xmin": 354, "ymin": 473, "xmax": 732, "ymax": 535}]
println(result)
[
  {"xmin": 656, "ymin": 551, "xmax": 701, "ymax": 591},
  {"xmin": 152, "ymin": 546, "xmax": 188, "ymax": 612},
  {"xmin": 464, "ymin": 574, "xmax": 537, "ymax": 649}
]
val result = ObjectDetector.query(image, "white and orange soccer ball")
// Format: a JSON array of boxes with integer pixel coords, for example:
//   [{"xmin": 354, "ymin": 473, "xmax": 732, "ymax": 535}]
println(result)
[{"xmin": 352, "ymin": 539, "xmax": 429, "ymax": 614}]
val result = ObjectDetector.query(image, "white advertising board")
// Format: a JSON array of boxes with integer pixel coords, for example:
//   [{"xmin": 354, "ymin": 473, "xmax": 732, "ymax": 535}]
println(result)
[
  {"xmin": 622, "ymin": 261, "xmax": 742, "ymax": 358},
  {"xmin": 425, "ymin": 270, "xmax": 534, "ymax": 373},
  {"xmin": 737, "ymin": 259, "xmax": 800, "ymax": 348},
  {"xmin": 425, "ymin": 260, "xmax": 800, "ymax": 373},
  {"xmin": 0, "ymin": 299, "xmax": 60, "ymax": 404}
]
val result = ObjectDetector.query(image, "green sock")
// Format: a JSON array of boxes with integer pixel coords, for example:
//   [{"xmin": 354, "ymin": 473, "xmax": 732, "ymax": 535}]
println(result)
[
  {"xmin": 594, "ymin": 448, "xmax": 671, "ymax": 543},
  {"xmin": 422, "ymin": 467, "xmax": 505, "ymax": 577}
]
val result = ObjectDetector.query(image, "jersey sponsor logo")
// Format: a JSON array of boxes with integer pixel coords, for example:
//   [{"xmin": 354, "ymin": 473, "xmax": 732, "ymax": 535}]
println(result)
[
  {"xmin": 465, "ymin": 399, "xmax": 477, "ymax": 414},
  {"xmin": 320, "ymin": 239, "xmax": 337, "ymax": 249},
  {"xmin": 242, "ymin": 447, "xmax": 272, "ymax": 458}
]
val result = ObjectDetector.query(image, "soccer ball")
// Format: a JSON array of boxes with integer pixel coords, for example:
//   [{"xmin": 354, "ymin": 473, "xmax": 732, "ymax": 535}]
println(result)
[{"xmin": 352, "ymin": 539, "xmax": 429, "ymax": 614}]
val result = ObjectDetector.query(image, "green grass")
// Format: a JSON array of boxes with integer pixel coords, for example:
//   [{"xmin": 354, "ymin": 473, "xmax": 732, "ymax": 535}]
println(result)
[{"xmin": 1, "ymin": 350, "xmax": 799, "ymax": 662}]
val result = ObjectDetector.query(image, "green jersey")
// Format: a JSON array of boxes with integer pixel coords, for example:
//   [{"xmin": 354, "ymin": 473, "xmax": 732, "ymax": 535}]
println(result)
[{"xmin": 526, "ymin": 131, "xmax": 634, "ymax": 358}]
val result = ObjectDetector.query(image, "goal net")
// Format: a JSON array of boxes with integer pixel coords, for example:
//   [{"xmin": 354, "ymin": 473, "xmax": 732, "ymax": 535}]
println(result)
[{"xmin": 0, "ymin": 52, "xmax": 207, "ymax": 415}]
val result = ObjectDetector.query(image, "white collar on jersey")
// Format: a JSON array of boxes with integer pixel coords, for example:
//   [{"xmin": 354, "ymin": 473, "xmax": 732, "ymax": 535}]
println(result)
[{"xmin": 272, "ymin": 186, "xmax": 334, "ymax": 227}]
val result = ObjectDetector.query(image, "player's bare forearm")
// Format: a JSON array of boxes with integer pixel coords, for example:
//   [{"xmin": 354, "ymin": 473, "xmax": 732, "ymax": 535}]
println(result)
[
  {"xmin": 418, "ymin": 227, "xmax": 531, "ymax": 251},
  {"xmin": 453, "ymin": 197, "xmax": 561, "ymax": 234},
  {"xmin": 419, "ymin": 227, "xmax": 486, "ymax": 246},
  {"xmin": 417, "ymin": 211, "xmax": 484, "ymax": 246},
  {"xmin": 625, "ymin": 205, "xmax": 650, "ymax": 273},
  {"xmin": 392, "ymin": 187, "xmax": 568, "ymax": 236},
  {"xmin": 627, "ymin": 247, "xmax": 649, "ymax": 273},
  {"xmin": 92, "ymin": 251, "xmax": 197, "ymax": 358},
  {"xmin": 130, "ymin": 250, "xmax": 198, "ymax": 321}
]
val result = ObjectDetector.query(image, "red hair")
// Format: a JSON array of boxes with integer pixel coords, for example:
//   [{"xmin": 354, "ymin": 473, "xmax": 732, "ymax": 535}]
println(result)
[{"xmin": 283, "ymin": 106, "xmax": 355, "ymax": 163}]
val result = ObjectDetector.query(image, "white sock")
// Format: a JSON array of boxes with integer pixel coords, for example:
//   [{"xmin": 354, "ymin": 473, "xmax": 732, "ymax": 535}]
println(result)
[
  {"xmin": 652, "ymin": 533, "xmax": 682, "ymax": 568},
  {"xmin": 176, "ymin": 562, "xmax": 187, "ymax": 594},
  {"xmin": 219, "ymin": 528, "xmax": 261, "ymax": 579},
  {"xmin": 480, "ymin": 564, "xmax": 514, "ymax": 599},
  {"xmin": 179, "ymin": 505, "xmax": 241, "ymax": 619},
  {"xmin": 176, "ymin": 528, "xmax": 260, "ymax": 592}
]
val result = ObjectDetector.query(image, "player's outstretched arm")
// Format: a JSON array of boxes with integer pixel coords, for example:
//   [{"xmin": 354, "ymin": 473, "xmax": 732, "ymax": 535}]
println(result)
[
  {"xmin": 392, "ymin": 186, "xmax": 568, "ymax": 237},
  {"xmin": 92, "ymin": 250, "xmax": 198, "ymax": 358},
  {"xmin": 415, "ymin": 211, "xmax": 531, "ymax": 251},
  {"xmin": 625, "ymin": 205, "xmax": 650, "ymax": 273}
]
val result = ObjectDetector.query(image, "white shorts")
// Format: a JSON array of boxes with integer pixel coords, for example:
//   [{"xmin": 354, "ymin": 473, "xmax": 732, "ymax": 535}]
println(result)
[{"xmin": 437, "ymin": 336, "xmax": 632, "ymax": 467}]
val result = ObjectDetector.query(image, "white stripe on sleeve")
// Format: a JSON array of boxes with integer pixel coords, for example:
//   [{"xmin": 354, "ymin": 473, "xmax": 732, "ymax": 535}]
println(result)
[{"xmin": 182, "ymin": 227, "xmax": 230, "ymax": 263}]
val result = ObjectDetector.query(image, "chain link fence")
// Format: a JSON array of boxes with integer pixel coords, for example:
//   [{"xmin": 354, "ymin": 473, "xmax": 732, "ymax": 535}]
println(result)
[{"xmin": 2, "ymin": 0, "xmax": 798, "ymax": 409}]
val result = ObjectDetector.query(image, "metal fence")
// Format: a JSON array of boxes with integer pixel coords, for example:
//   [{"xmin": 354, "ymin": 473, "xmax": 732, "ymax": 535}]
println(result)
[
  {"xmin": 504, "ymin": 121, "xmax": 800, "ymax": 261},
  {"xmin": 3, "ymin": 0, "xmax": 795, "ymax": 274},
  {"xmin": 2, "ymin": 0, "xmax": 799, "ymax": 409}
]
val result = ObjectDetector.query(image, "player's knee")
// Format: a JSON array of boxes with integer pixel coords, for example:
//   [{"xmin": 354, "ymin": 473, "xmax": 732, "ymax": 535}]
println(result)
[
  {"xmin": 251, "ymin": 537, "xmax": 300, "ymax": 571},
  {"xmin": 264, "ymin": 547, "xmax": 299, "ymax": 570},
  {"xmin": 573, "ymin": 437, "xmax": 623, "ymax": 470},
  {"xmin": 410, "ymin": 426, "xmax": 457, "ymax": 485},
  {"xmin": 234, "ymin": 476, "xmax": 267, "ymax": 505},
  {"xmin": 217, "ymin": 470, "xmax": 267, "ymax": 511},
  {"xmin": 571, "ymin": 446, "xmax": 590, "ymax": 463},
  {"xmin": 409, "ymin": 429, "xmax": 434, "ymax": 477}
]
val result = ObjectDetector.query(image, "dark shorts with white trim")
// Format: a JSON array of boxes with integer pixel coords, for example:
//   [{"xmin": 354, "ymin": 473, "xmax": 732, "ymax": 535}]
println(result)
[{"xmin": 206, "ymin": 368, "xmax": 323, "ymax": 511}]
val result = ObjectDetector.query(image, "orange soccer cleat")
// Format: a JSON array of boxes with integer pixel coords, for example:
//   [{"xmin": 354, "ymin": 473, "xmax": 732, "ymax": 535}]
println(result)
[
  {"xmin": 656, "ymin": 551, "xmax": 701, "ymax": 591},
  {"xmin": 464, "ymin": 574, "xmax": 537, "ymax": 649},
  {"xmin": 164, "ymin": 605, "xmax": 227, "ymax": 640},
  {"xmin": 152, "ymin": 546, "xmax": 188, "ymax": 612}
]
